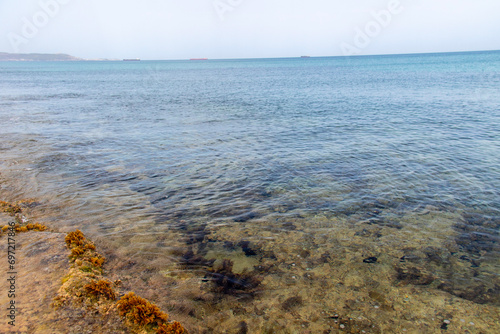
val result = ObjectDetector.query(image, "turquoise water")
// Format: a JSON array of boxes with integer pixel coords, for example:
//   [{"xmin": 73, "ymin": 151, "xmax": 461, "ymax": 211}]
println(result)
[{"xmin": 1, "ymin": 51, "xmax": 499, "ymax": 332}]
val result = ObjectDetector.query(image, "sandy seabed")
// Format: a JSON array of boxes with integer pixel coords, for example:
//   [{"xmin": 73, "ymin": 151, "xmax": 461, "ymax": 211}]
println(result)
[{"xmin": 0, "ymin": 199, "xmax": 499, "ymax": 334}]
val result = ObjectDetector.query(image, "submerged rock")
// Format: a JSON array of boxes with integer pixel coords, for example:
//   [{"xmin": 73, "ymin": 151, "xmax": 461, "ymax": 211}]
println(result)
[
  {"xmin": 363, "ymin": 257, "xmax": 378, "ymax": 264},
  {"xmin": 395, "ymin": 265, "xmax": 434, "ymax": 285}
]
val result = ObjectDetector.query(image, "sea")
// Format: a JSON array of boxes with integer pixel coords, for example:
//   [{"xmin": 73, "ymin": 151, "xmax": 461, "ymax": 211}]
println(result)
[{"xmin": 0, "ymin": 51, "xmax": 499, "ymax": 333}]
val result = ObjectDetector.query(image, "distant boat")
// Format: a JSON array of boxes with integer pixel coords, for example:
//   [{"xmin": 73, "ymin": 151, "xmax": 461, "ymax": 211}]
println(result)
[
  {"xmin": 123, "ymin": 58, "xmax": 140, "ymax": 61},
  {"xmin": 300, "ymin": 56, "xmax": 311, "ymax": 58},
  {"xmin": 190, "ymin": 58, "xmax": 208, "ymax": 60}
]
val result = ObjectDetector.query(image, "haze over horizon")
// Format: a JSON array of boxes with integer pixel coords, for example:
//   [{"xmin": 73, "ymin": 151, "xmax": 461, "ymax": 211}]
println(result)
[{"xmin": 1, "ymin": 0, "xmax": 500, "ymax": 60}]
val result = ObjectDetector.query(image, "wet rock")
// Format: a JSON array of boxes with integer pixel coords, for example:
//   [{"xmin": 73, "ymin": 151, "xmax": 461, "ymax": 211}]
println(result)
[{"xmin": 363, "ymin": 257, "xmax": 378, "ymax": 264}]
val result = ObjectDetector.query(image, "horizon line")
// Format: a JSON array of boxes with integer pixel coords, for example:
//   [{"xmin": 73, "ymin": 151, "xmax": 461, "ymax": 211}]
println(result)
[
  {"xmin": 1, "ymin": 49, "xmax": 499, "ymax": 62},
  {"xmin": 141, "ymin": 49, "xmax": 500, "ymax": 61}
]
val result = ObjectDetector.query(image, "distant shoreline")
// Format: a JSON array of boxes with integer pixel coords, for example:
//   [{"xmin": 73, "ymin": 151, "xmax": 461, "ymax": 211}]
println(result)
[
  {"xmin": 1, "ymin": 49, "xmax": 499, "ymax": 62},
  {"xmin": 0, "ymin": 52, "xmax": 83, "ymax": 61},
  {"xmin": 0, "ymin": 52, "xmax": 120, "ymax": 62}
]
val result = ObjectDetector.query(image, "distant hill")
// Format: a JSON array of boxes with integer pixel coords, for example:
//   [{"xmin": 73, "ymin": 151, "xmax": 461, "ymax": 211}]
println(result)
[{"xmin": 0, "ymin": 52, "xmax": 83, "ymax": 61}]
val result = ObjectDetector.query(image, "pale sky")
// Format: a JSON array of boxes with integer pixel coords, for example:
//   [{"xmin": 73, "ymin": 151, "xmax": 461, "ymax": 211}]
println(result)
[{"xmin": 1, "ymin": 0, "xmax": 499, "ymax": 59}]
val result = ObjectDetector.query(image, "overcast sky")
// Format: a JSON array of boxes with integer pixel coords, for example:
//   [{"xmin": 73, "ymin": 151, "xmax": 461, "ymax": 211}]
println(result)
[{"xmin": 1, "ymin": 0, "xmax": 499, "ymax": 59}]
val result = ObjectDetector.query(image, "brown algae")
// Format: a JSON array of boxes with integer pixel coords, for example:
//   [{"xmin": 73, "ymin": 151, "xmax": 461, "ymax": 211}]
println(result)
[
  {"xmin": 117, "ymin": 292, "xmax": 187, "ymax": 333},
  {"xmin": 53, "ymin": 230, "xmax": 112, "ymax": 308},
  {"xmin": 205, "ymin": 259, "xmax": 262, "ymax": 296},
  {"xmin": 0, "ymin": 199, "xmax": 48, "ymax": 235},
  {"xmin": 156, "ymin": 321, "xmax": 187, "ymax": 334},
  {"xmin": 0, "ymin": 200, "xmax": 22, "ymax": 215},
  {"xmin": 84, "ymin": 279, "xmax": 117, "ymax": 300},
  {"xmin": 1, "ymin": 222, "xmax": 48, "ymax": 234},
  {"xmin": 116, "ymin": 292, "xmax": 168, "ymax": 327}
]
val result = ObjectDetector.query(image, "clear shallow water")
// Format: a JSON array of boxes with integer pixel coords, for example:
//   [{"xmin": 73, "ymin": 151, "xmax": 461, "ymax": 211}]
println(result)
[{"xmin": 1, "ymin": 51, "xmax": 500, "ymax": 332}]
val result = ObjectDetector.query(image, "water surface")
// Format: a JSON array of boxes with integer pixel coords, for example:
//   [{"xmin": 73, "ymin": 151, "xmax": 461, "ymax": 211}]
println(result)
[{"xmin": 1, "ymin": 51, "xmax": 499, "ymax": 333}]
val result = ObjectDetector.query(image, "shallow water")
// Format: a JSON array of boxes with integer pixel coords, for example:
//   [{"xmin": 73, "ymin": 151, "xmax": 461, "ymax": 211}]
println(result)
[{"xmin": 1, "ymin": 51, "xmax": 499, "ymax": 332}]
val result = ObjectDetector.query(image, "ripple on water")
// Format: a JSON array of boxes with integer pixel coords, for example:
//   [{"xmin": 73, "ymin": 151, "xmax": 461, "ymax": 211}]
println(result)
[{"xmin": 0, "ymin": 52, "xmax": 499, "ymax": 332}]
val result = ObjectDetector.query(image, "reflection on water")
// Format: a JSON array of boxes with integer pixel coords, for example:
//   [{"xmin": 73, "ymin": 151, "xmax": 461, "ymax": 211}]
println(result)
[{"xmin": 0, "ymin": 51, "xmax": 499, "ymax": 332}]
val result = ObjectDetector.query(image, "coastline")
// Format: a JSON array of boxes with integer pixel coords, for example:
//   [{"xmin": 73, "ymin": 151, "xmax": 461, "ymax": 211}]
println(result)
[{"xmin": 0, "ymin": 201, "xmax": 188, "ymax": 334}]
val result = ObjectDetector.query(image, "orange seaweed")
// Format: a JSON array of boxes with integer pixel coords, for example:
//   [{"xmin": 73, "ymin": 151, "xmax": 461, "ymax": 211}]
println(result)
[
  {"xmin": 0, "ymin": 200, "xmax": 22, "ymax": 215},
  {"xmin": 13, "ymin": 222, "xmax": 48, "ymax": 233},
  {"xmin": 84, "ymin": 279, "xmax": 116, "ymax": 300},
  {"xmin": 89, "ymin": 256, "xmax": 106, "ymax": 267},
  {"xmin": 156, "ymin": 321, "xmax": 187, "ymax": 334},
  {"xmin": 117, "ymin": 292, "xmax": 168, "ymax": 327},
  {"xmin": 65, "ymin": 230, "xmax": 86, "ymax": 247},
  {"xmin": 70, "ymin": 246, "xmax": 86, "ymax": 257}
]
